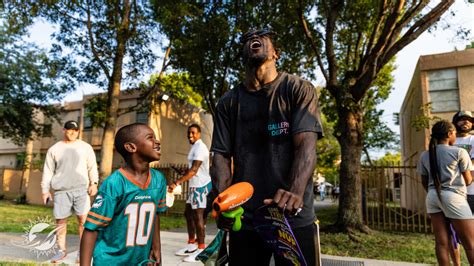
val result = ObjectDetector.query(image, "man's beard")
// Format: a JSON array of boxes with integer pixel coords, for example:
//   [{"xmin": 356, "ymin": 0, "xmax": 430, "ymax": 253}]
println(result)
[
  {"xmin": 456, "ymin": 124, "xmax": 472, "ymax": 134},
  {"xmin": 243, "ymin": 46, "xmax": 270, "ymax": 68}
]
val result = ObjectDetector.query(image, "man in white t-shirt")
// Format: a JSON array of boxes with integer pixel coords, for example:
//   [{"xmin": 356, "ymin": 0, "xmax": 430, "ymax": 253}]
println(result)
[
  {"xmin": 169, "ymin": 124, "xmax": 212, "ymax": 262},
  {"xmin": 453, "ymin": 111, "xmax": 474, "ymax": 210},
  {"xmin": 41, "ymin": 120, "xmax": 99, "ymax": 263},
  {"xmin": 447, "ymin": 111, "xmax": 474, "ymax": 266}
]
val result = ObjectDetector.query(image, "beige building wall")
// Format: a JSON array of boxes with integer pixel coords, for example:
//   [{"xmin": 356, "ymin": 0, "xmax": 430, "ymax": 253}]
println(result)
[
  {"xmin": 400, "ymin": 49, "xmax": 474, "ymax": 211},
  {"xmin": 149, "ymin": 98, "xmax": 213, "ymax": 165}
]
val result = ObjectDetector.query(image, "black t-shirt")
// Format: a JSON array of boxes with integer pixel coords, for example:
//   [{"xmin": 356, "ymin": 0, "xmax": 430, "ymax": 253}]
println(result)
[{"xmin": 211, "ymin": 72, "xmax": 324, "ymax": 229}]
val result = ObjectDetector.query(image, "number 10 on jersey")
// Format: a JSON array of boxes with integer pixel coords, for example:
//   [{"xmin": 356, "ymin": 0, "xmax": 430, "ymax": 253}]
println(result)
[{"xmin": 124, "ymin": 202, "xmax": 156, "ymax": 246}]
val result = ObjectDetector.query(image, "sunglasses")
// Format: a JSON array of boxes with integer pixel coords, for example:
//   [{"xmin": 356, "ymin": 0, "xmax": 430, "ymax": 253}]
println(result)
[{"xmin": 240, "ymin": 29, "xmax": 275, "ymax": 44}]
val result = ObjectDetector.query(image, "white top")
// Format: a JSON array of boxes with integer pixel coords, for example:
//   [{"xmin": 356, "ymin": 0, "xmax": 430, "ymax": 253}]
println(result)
[
  {"xmin": 455, "ymin": 135, "xmax": 474, "ymax": 195},
  {"xmin": 187, "ymin": 139, "xmax": 211, "ymax": 187},
  {"xmin": 41, "ymin": 140, "xmax": 99, "ymax": 193}
]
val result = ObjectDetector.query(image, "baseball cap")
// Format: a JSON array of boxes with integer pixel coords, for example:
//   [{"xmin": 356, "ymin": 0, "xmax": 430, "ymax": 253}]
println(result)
[
  {"xmin": 452, "ymin": 111, "xmax": 474, "ymax": 123},
  {"xmin": 64, "ymin": 120, "xmax": 79, "ymax": 130}
]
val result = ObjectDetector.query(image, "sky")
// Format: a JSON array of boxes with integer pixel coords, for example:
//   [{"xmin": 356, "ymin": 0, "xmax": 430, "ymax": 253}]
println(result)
[
  {"xmin": 27, "ymin": 2, "xmax": 474, "ymax": 156},
  {"xmin": 378, "ymin": 1, "xmax": 474, "ymax": 134}
]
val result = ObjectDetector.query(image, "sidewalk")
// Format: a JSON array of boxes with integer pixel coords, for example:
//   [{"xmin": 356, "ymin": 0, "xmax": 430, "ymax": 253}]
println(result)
[{"xmin": 0, "ymin": 226, "xmax": 432, "ymax": 266}]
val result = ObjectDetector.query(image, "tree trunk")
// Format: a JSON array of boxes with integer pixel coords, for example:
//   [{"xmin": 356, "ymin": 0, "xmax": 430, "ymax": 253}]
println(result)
[
  {"xmin": 98, "ymin": 3, "xmax": 130, "ymax": 180},
  {"xmin": 335, "ymin": 107, "xmax": 366, "ymax": 232},
  {"xmin": 98, "ymin": 78, "xmax": 121, "ymax": 181}
]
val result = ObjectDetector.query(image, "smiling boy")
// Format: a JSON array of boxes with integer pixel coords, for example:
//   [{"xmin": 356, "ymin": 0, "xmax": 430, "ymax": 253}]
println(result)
[{"xmin": 80, "ymin": 123, "xmax": 167, "ymax": 265}]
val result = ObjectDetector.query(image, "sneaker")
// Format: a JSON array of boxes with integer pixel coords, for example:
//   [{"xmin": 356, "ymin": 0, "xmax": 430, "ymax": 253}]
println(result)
[
  {"xmin": 51, "ymin": 250, "xmax": 66, "ymax": 263},
  {"xmin": 183, "ymin": 248, "xmax": 204, "ymax": 263},
  {"xmin": 175, "ymin": 243, "xmax": 198, "ymax": 256}
]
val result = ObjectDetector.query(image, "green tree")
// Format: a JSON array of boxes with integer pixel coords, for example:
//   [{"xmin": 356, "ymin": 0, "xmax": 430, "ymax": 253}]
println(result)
[
  {"xmin": 316, "ymin": 109, "xmax": 341, "ymax": 185},
  {"xmin": 148, "ymin": 72, "xmax": 203, "ymax": 108},
  {"xmin": 153, "ymin": 1, "xmax": 317, "ymax": 116},
  {"xmin": 0, "ymin": 19, "xmax": 73, "ymax": 145},
  {"xmin": 9, "ymin": 1, "xmax": 162, "ymax": 179},
  {"xmin": 373, "ymin": 152, "xmax": 401, "ymax": 165},
  {"xmin": 297, "ymin": 0, "xmax": 455, "ymax": 231}
]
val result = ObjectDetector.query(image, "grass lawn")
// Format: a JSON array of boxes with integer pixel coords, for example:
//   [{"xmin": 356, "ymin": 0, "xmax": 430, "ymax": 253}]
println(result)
[
  {"xmin": 0, "ymin": 200, "xmax": 187, "ymax": 234},
  {"xmin": 317, "ymin": 205, "xmax": 468, "ymax": 264}
]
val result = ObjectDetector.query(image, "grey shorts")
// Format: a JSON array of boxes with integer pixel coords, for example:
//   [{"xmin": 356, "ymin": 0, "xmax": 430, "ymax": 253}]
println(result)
[
  {"xmin": 426, "ymin": 189, "xmax": 473, "ymax": 219},
  {"xmin": 53, "ymin": 188, "xmax": 90, "ymax": 219}
]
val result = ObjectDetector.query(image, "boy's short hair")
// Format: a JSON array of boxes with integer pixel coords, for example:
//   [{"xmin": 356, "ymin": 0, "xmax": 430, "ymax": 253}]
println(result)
[
  {"xmin": 114, "ymin": 123, "xmax": 147, "ymax": 159},
  {"xmin": 188, "ymin": 124, "xmax": 201, "ymax": 133}
]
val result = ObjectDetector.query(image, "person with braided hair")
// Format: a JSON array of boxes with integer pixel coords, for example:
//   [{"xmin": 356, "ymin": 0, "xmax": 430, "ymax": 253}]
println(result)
[{"xmin": 417, "ymin": 120, "xmax": 474, "ymax": 265}]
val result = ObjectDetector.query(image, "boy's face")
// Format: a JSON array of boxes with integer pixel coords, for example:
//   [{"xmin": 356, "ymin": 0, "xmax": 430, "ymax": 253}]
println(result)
[
  {"xmin": 448, "ymin": 128, "xmax": 457, "ymax": 145},
  {"xmin": 133, "ymin": 125, "xmax": 161, "ymax": 162}
]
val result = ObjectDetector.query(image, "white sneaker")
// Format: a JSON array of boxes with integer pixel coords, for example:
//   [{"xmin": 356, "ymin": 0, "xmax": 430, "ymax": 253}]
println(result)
[
  {"xmin": 175, "ymin": 243, "xmax": 198, "ymax": 256},
  {"xmin": 183, "ymin": 248, "xmax": 204, "ymax": 263},
  {"xmin": 50, "ymin": 250, "xmax": 66, "ymax": 263}
]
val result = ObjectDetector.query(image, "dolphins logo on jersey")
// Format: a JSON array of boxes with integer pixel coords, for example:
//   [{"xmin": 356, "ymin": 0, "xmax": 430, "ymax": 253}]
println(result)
[{"xmin": 92, "ymin": 195, "xmax": 104, "ymax": 209}]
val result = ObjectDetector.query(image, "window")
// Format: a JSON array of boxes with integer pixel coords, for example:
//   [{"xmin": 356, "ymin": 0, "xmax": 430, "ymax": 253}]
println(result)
[
  {"xmin": 427, "ymin": 68, "xmax": 459, "ymax": 112},
  {"xmin": 136, "ymin": 111, "xmax": 148, "ymax": 124},
  {"xmin": 83, "ymin": 116, "xmax": 92, "ymax": 129}
]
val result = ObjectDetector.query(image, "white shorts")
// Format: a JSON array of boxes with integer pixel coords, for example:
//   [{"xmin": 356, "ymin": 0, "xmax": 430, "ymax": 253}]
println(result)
[
  {"xmin": 186, "ymin": 182, "xmax": 211, "ymax": 210},
  {"xmin": 426, "ymin": 189, "xmax": 473, "ymax": 219},
  {"xmin": 53, "ymin": 188, "xmax": 90, "ymax": 219}
]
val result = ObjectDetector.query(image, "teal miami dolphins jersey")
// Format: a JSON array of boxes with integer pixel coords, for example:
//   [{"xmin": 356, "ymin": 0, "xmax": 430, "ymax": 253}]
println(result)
[{"xmin": 84, "ymin": 168, "xmax": 167, "ymax": 265}]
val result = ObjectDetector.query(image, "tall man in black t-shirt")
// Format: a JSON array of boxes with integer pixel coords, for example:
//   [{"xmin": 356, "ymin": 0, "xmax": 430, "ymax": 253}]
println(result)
[{"xmin": 211, "ymin": 29, "xmax": 323, "ymax": 266}]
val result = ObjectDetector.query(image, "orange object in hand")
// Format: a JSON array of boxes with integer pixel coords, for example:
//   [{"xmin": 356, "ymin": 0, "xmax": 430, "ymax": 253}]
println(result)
[{"xmin": 211, "ymin": 182, "xmax": 254, "ymax": 218}]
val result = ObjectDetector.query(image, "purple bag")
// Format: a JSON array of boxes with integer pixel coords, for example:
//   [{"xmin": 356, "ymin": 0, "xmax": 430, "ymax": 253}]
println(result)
[{"xmin": 254, "ymin": 205, "xmax": 307, "ymax": 266}]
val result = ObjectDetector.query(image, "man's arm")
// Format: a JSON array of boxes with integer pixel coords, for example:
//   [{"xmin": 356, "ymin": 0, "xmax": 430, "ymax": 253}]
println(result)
[
  {"xmin": 80, "ymin": 229, "xmax": 98, "ymax": 266},
  {"xmin": 210, "ymin": 152, "xmax": 235, "ymax": 231},
  {"xmin": 168, "ymin": 160, "xmax": 202, "ymax": 192},
  {"xmin": 86, "ymin": 145, "xmax": 99, "ymax": 196},
  {"xmin": 264, "ymin": 131, "xmax": 317, "ymax": 213},
  {"xmin": 41, "ymin": 150, "xmax": 55, "ymax": 204},
  {"xmin": 149, "ymin": 215, "xmax": 162, "ymax": 264},
  {"xmin": 210, "ymin": 153, "xmax": 233, "ymax": 193}
]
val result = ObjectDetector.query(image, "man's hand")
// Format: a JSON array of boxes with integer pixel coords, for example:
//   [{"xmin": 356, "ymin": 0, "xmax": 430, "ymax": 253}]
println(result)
[
  {"xmin": 168, "ymin": 183, "xmax": 177, "ymax": 193},
  {"xmin": 42, "ymin": 192, "xmax": 52, "ymax": 205},
  {"xmin": 263, "ymin": 189, "xmax": 304, "ymax": 216},
  {"xmin": 88, "ymin": 184, "xmax": 98, "ymax": 196},
  {"xmin": 216, "ymin": 213, "xmax": 237, "ymax": 232}
]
